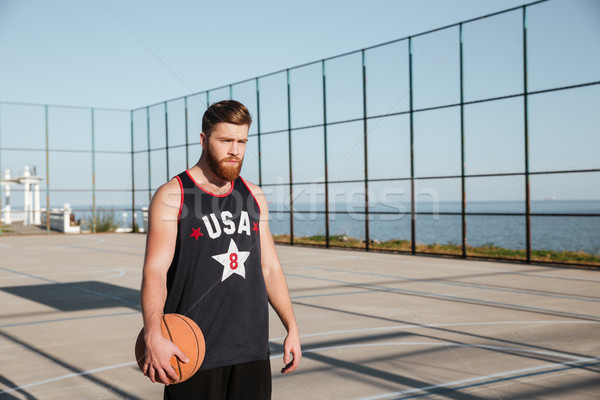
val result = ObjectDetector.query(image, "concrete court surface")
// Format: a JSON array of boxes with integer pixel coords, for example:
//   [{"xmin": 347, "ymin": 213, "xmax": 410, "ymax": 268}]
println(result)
[{"xmin": 0, "ymin": 233, "xmax": 599, "ymax": 400}]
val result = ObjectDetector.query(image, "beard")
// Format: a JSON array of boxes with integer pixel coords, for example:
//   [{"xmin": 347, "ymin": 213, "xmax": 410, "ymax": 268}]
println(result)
[{"xmin": 206, "ymin": 147, "xmax": 243, "ymax": 182}]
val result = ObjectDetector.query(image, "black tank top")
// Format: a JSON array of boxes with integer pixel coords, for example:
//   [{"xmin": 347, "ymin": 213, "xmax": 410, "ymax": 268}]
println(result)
[{"xmin": 164, "ymin": 171, "xmax": 269, "ymax": 370}]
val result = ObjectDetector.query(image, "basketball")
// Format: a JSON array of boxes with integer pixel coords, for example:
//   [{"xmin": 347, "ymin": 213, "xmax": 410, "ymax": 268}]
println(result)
[{"xmin": 135, "ymin": 313, "xmax": 205, "ymax": 383}]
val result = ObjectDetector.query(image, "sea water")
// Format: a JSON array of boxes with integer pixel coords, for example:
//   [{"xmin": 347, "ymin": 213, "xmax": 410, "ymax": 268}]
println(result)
[
  {"xmin": 63, "ymin": 200, "xmax": 599, "ymax": 255},
  {"xmin": 268, "ymin": 200, "xmax": 600, "ymax": 255}
]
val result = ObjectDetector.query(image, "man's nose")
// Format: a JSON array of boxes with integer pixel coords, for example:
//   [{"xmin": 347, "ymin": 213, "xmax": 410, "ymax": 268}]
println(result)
[{"xmin": 229, "ymin": 142, "xmax": 239, "ymax": 155}]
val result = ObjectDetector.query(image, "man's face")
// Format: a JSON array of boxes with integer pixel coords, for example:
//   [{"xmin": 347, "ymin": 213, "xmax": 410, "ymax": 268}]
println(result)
[{"xmin": 202, "ymin": 123, "xmax": 249, "ymax": 182}]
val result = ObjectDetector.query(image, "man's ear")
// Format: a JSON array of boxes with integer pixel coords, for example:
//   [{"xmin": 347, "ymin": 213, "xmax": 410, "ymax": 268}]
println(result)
[{"xmin": 200, "ymin": 132, "xmax": 207, "ymax": 151}]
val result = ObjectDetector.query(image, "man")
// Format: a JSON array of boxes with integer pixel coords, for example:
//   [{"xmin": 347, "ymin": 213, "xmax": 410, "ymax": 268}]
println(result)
[{"xmin": 140, "ymin": 100, "xmax": 301, "ymax": 399}]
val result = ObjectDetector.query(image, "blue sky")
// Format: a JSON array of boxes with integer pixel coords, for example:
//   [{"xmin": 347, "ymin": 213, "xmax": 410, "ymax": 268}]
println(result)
[
  {"xmin": 0, "ymin": 0, "xmax": 599, "ymax": 210},
  {"xmin": 0, "ymin": 0, "xmax": 545, "ymax": 110}
]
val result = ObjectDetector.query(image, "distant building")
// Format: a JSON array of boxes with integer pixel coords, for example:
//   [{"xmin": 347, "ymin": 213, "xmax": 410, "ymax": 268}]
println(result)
[{"xmin": 1, "ymin": 166, "xmax": 43, "ymax": 225}]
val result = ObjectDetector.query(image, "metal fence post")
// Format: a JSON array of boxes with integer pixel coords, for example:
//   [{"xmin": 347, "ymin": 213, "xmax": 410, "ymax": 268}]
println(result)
[
  {"xmin": 45, "ymin": 105, "xmax": 50, "ymax": 233},
  {"xmin": 523, "ymin": 6, "xmax": 532, "ymax": 263},
  {"xmin": 408, "ymin": 37, "xmax": 416, "ymax": 254},
  {"xmin": 287, "ymin": 69, "xmax": 294, "ymax": 245},
  {"xmin": 256, "ymin": 78, "xmax": 263, "ymax": 187},
  {"xmin": 165, "ymin": 102, "xmax": 170, "ymax": 181},
  {"xmin": 130, "ymin": 110, "xmax": 136, "ymax": 232},
  {"xmin": 460, "ymin": 24, "xmax": 467, "ymax": 258},
  {"xmin": 185, "ymin": 97, "xmax": 190, "ymax": 169},
  {"xmin": 362, "ymin": 49, "xmax": 370, "ymax": 251},
  {"xmin": 146, "ymin": 107, "xmax": 152, "ymax": 203},
  {"xmin": 91, "ymin": 108, "xmax": 97, "ymax": 233},
  {"xmin": 322, "ymin": 60, "xmax": 330, "ymax": 248}
]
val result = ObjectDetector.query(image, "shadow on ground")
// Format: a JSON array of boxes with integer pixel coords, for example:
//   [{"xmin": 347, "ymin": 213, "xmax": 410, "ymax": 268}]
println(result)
[{"xmin": 0, "ymin": 281, "xmax": 140, "ymax": 311}]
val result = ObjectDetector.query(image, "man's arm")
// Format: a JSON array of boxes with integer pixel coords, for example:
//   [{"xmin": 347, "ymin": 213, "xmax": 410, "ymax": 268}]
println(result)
[
  {"xmin": 248, "ymin": 181, "xmax": 302, "ymax": 374},
  {"xmin": 140, "ymin": 179, "xmax": 188, "ymax": 384}
]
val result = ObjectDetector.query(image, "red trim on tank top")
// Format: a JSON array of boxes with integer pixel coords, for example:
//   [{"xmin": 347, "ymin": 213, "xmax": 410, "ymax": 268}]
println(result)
[
  {"xmin": 185, "ymin": 170, "xmax": 234, "ymax": 197},
  {"xmin": 175, "ymin": 175, "xmax": 184, "ymax": 222},
  {"xmin": 240, "ymin": 177, "xmax": 261, "ymax": 214}
]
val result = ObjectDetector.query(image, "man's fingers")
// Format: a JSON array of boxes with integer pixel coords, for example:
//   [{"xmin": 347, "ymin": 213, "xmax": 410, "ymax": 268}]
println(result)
[
  {"xmin": 291, "ymin": 351, "xmax": 301, "ymax": 369},
  {"xmin": 283, "ymin": 350, "xmax": 290, "ymax": 364},
  {"xmin": 281, "ymin": 360, "xmax": 296, "ymax": 374},
  {"xmin": 146, "ymin": 361, "xmax": 179, "ymax": 385},
  {"xmin": 155, "ymin": 368, "xmax": 166, "ymax": 384},
  {"xmin": 286, "ymin": 356, "xmax": 300, "ymax": 373},
  {"xmin": 164, "ymin": 364, "xmax": 180, "ymax": 383},
  {"xmin": 176, "ymin": 349, "xmax": 190, "ymax": 364},
  {"xmin": 158, "ymin": 366, "xmax": 175, "ymax": 384},
  {"xmin": 148, "ymin": 365, "xmax": 156, "ymax": 383},
  {"xmin": 281, "ymin": 346, "xmax": 301, "ymax": 374}
]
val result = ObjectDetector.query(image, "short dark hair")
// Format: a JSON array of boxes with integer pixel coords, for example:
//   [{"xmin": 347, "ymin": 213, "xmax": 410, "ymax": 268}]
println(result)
[{"xmin": 202, "ymin": 100, "xmax": 252, "ymax": 136}]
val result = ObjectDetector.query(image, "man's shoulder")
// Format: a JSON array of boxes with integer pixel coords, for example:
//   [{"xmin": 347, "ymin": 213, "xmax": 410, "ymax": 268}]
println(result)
[
  {"xmin": 239, "ymin": 177, "xmax": 262, "ymax": 195},
  {"xmin": 150, "ymin": 177, "xmax": 181, "ymax": 210},
  {"xmin": 239, "ymin": 177, "xmax": 268, "ymax": 214},
  {"xmin": 158, "ymin": 176, "xmax": 181, "ymax": 194}
]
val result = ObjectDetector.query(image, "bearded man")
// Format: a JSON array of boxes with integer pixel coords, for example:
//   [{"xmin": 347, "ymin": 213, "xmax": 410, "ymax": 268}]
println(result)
[{"xmin": 140, "ymin": 100, "xmax": 301, "ymax": 399}]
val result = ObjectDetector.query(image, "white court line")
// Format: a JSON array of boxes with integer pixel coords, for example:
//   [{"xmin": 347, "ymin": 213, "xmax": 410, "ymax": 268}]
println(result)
[
  {"xmin": 0, "ymin": 269, "xmax": 126, "ymax": 281},
  {"xmin": 281, "ymin": 253, "xmax": 600, "ymax": 283},
  {"xmin": 3, "ymin": 335, "xmax": 595, "ymax": 395},
  {"xmin": 0, "ymin": 311, "xmax": 139, "ymax": 329},
  {"xmin": 0, "ymin": 361, "xmax": 136, "ymax": 395},
  {"xmin": 465, "ymin": 362, "xmax": 589, "ymax": 397},
  {"xmin": 287, "ymin": 271, "xmax": 599, "ymax": 320},
  {"xmin": 285, "ymin": 261, "xmax": 600, "ymax": 285},
  {"xmin": 269, "ymin": 320, "xmax": 600, "ymax": 342},
  {"xmin": 271, "ymin": 341, "xmax": 599, "ymax": 400},
  {"xmin": 270, "ymin": 341, "xmax": 589, "ymax": 362},
  {"xmin": 357, "ymin": 355, "xmax": 600, "ymax": 400}
]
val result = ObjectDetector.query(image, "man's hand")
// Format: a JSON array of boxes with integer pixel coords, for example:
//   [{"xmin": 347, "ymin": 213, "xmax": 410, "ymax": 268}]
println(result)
[
  {"xmin": 142, "ymin": 331, "xmax": 189, "ymax": 384},
  {"xmin": 281, "ymin": 330, "xmax": 301, "ymax": 374}
]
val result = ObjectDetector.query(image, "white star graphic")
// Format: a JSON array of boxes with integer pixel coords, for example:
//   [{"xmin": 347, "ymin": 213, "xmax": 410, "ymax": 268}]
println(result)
[{"xmin": 211, "ymin": 238, "xmax": 251, "ymax": 282}]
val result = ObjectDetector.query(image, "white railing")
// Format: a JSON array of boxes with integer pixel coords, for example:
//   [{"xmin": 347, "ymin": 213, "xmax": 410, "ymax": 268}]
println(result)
[
  {"xmin": 142, "ymin": 207, "xmax": 148, "ymax": 233},
  {"xmin": 41, "ymin": 206, "xmax": 80, "ymax": 234},
  {"xmin": 1, "ymin": 209, "xmax": 26, "ymax": 223}
]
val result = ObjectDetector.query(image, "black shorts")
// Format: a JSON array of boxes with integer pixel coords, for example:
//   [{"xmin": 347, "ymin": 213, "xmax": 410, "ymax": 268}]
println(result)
[{"xmin": 163, "ymin": 358, "xmax": 272, "ymax": 400}]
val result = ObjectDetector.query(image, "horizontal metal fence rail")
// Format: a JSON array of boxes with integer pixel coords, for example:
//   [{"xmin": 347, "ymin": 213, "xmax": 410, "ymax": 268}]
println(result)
[{"xmin": 128, "ymin": 80, "xmax": 600, "ymax": 151}]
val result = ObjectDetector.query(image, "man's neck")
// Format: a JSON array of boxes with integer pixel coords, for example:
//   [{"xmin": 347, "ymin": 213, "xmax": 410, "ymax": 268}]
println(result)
[{"xmin": 188, "ymin": 158, "xmax": 232, "ymax": 195}]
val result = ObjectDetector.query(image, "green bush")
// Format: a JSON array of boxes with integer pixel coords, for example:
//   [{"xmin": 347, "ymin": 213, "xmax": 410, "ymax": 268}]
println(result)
[
  {"xmin": 95, "ymin": 208, "xmax": 120, "ymax": 232},
  {"xmin": 0, "ymin": 224, "xmax": 14, "ymax": 233}
]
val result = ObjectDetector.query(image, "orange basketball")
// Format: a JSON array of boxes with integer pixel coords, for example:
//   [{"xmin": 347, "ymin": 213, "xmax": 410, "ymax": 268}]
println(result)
[{"xmin": 135, "ymin": 313, "xmax": 205, "ymax": 383}]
